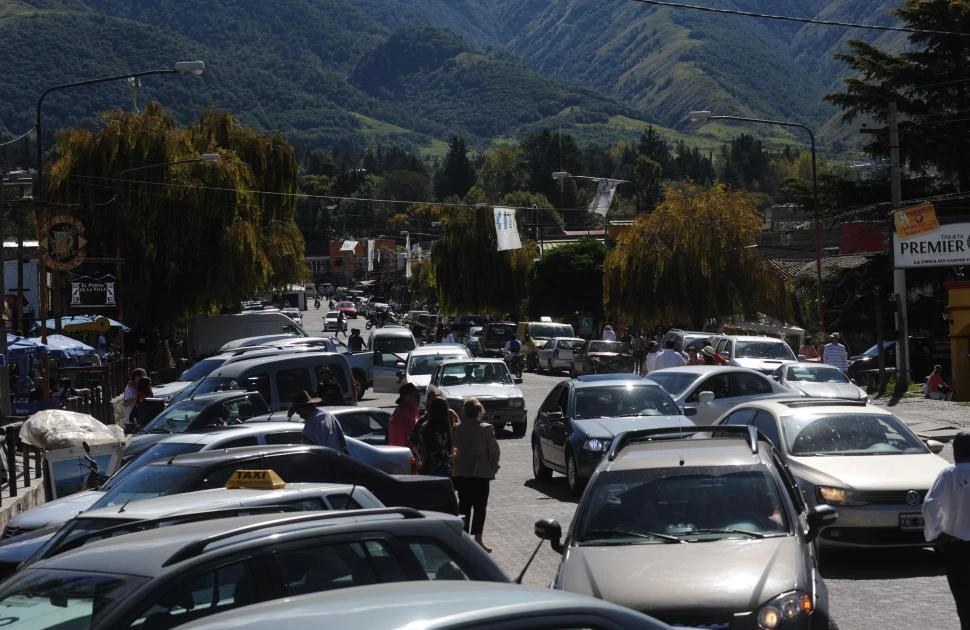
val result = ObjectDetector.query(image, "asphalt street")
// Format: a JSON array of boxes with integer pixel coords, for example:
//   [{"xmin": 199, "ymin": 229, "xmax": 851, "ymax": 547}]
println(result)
[{"xmin": 310, "ymin": 308, "xmax": 962, "ymax": 630}]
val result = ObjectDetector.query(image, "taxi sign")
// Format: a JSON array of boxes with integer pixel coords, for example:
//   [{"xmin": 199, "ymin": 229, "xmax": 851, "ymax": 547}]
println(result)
[{"xmin": 225, "ymin": 469, "xmax": 286, "ymax": 490}]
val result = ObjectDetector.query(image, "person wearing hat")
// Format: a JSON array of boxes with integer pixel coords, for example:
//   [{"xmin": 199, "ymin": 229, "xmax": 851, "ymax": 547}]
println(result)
[
  {"xmin": 389, "ymin": 382, "xmax": 421, "ymax": 448},
  {"xmin": 924, "ymin": 431, "xmax": 970, "ymax": 628},
  {"xmin": 685, "ymin": 345, "xmax": 705, "ymax": 366},
  {"xmin": 822, "ymin": 334, "xmax": 848, "ymax": 371},
  {"xmin": 289, "ymin": 391, "xmax": 347, "ymax": 453},
  {"xmin": 701, "ymin": 345, "xmax": 727, "ymax": 366},
  {"xmin": 602, "ymin": 325, "xmax": 616, "ymax": 341}
]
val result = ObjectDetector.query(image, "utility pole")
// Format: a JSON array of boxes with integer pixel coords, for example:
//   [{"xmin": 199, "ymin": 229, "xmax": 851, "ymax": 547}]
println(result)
[
  {"xmin": 0, "ymin": 168, "xmax": 9, "ymax": 417},
  {"xmin": 888, "ymin": 100, "xmax": 910, "ymax": 389}
]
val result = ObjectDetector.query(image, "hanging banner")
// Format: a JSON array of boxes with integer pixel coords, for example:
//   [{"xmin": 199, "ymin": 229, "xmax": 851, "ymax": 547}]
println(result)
[
  {"xmin": 339, "ymin": 240, "xmax": 358, "ymax": 252},
  {"xmin": 588, "ymin": 179, "xmax": 622, "ymax": 216},
  {"xmin": 69, "ymin": 275, "xmax": 116, "ymax": 307},
  {"xmin": 367, "ymin": 240, "xmax": 375, "ymax": 272},
  {"xmin": 494, "ymin": 207, "xmax": 522, "ymax": 251},
  {"xmin": 894, "ymin": 222, "xmax": 970, "ymax": 268}
]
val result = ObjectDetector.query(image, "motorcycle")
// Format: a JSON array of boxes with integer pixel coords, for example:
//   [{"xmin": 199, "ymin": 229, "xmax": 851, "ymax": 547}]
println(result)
[
  {"xmin": 81, "ymin": 441, "xmax": 110, "ymax": 490},
  {"xmin": 503, "ymin": 351, "xmax": 524, "ymax": 379}
]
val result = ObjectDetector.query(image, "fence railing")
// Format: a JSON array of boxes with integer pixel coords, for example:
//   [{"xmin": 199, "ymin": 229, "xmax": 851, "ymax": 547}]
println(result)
[{"xmin": 0, "ymin": 422, "xmax": 44, "ymax": 507}]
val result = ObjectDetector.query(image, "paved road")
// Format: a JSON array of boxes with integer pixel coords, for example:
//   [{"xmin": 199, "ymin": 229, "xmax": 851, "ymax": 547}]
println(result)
[{"xmin": 304, "ymin": 308, "xmax": 962, "ymax": 629}]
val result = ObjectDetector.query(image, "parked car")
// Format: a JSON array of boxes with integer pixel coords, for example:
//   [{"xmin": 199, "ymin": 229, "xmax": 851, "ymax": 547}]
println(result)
[
  {"xmin": 518, "ymin": 320, "xmax": 575, "ymax": 371},
  {"xmin": 709, "ymin": 335, "xmax": 798, "ymax": 374},
  {"xmin": 570, "ymin": 340, "xmax": 635, "ymax": 377},
  {"xmin": 714, "ymin": 398, "xmax": 948, "ymax": 548},
  {"xmin": 770, "ymin": 362, "xmax": 869, "ymax": 402},
  {"xmin": 396, "ymin": 344, "xmax": 473, "ymax": 401},
  {"xmin": 466, "ymin": 326, "xmax": 484, "ymax": 356},
  {"xmin": 0, "ymin": 508, "xmax": 504, "ymax": 629},
  {"xmin": 429, "ymin": 358, "xmax": 527, "ymax": 436},
  {"xmin": 323, "ymin": 311, "xmax": 343, "ymax": 332},
  {"xmin": 282, "ymin": 307, "xmax": 303, "ymax": 326},
  {"xmin": 531, "ymin": 375, "xmax": 695, "ymax": 494},
  {"xmin": 536, "ymin": 337, "xmax": 586, "ymax": 374},
  {"xmin": 661, "ymin": 328, "xmax": 712, "ymax": 353},
  {"xmin": 536, "ymin": 426, "xmax": 837, "ymax": 629},
  {"xmin": 478, "ymin": 321, "xmax": 517, "ymax": 357},
  {"xmin": 645, "ymin": 366, "xmax": 800, "ymax": 425},
  {"xmin": 846, "ymin": 337, "xmax": 936, "ymax": 383},
  {"xmin": 337, "ymin": 300, "xmax": 358, "ymax": 318},
  {"xmin": 370, "ymin": 325, "xmax": 419, "ymax": 393}
]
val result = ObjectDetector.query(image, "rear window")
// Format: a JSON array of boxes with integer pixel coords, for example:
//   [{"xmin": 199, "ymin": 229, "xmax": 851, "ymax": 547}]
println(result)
[
  {"xmin": 645, "ymin": 372, "xmax": 697, "ymax": 397},
  {"xmin": 104, "ymin": 443, "xmax": 203, "ymax": 490},
  {"xmin": 735, "ymin": 340, "xmax": 796, "ymax": 360},
  {"xmin": 372, "ymin": 335, "xmax": 416, "ymax": 354},
  {"xmin": 531, "ymin": 324, "xmax": 573, "ymax": 339}
]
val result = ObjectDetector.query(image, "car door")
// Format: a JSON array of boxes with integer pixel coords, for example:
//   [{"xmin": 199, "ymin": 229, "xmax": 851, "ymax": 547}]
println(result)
[
  {"xmin": 372, "ymin": 351, "xmax": 406, "ymax": 393},
  {"xmin": 537, "ymin": 339, "xmax": 554, "ymax": 365},
  {"xmin": 728, "ymin": 371, "xmax": 776, "ymax": 408},
  {"xmin": 535, "ymin": 384, "xmax": 568, "ymax": 469},
  {"xmin": 684, "ymin": 373, "xmax": 731, "ymax": 423},
  {"xmin": 545, "ymin": 387, "xmax": 572, "ymax": 469},
  {"xmin": 337, "ymin": 411, "xmax": 389, "ymax": 445}
]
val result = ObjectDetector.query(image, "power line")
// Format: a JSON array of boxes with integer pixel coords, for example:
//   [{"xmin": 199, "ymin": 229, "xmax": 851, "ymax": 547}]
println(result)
[
  {"xmin": 625, "ymin": 0, "xmax": 970, "ymax": 37},
  {"xmin": 0, "ymin": 128, "xmax": 35, "ymax": 149}
]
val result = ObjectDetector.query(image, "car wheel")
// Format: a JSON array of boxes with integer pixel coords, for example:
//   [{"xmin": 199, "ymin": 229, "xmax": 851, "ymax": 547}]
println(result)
[
  {"xmin": 547, "ymin": 360, "xmax": 555, "ymax": 374},
  {"xmin": 353, "ymin": 372, "xmax": 366, "ymax": 401},
  {"xmin": 532, "ymin": 441, "xmax": 552, "ymax": 480},
  {"xmin": 566, "ymin": 451, "xmax": 585, "ymax": 496},
  {"xmin": 512, "ymin": 422, "xmax": 527, "ymax": 438}
]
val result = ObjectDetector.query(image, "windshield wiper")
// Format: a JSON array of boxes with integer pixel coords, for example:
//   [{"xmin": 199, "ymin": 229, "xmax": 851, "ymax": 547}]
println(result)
[
  {"xmin": 582, "ymin": 528, "xmax": 686, "ymax": 544},
  {"xmin": 684, "ymin": 527, "xmax": 769, "ymax": 539}
]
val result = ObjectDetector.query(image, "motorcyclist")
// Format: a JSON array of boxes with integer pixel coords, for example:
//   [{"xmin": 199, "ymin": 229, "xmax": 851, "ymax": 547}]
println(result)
[{"xmin": 503, "ymin": 336, "xmax": 524, "ymax": 375}]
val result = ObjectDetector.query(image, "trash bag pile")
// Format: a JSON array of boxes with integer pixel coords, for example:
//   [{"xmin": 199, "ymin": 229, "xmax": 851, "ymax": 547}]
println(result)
[{"xmin": 18, "ymin": 410, "xmax": 124, "ymax": 451}]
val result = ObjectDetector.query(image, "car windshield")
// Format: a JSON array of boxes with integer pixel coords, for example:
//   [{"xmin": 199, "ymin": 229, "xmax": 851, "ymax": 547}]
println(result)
[
  {"xmin": 439, "ymin": 363, "xmax": 513, "ymax": 386},
  {"xmin": 557, "ymin": 339, "xmax": 586, "ymax": 350},
  {"xmin": 373, "ymin": 336, "xmax": 416, "ymax": 354},
  {"xmin": 735, "ymin": 341, "xmax": 796, "ymax": 360},
  {"xmin": 338, "ymin": 302, "xmax": 354, "ymax": 308},
  {"xmin": 0, "ymin": 569, "xmax": 148, "ymax": 629},
  {"xmin": 141, "ymin": 400, "xmax": 211, "ymax": 434},
  {"xmin": 93, "ymin": 465, "xmax": 200, "ymax": 509},
  {"xmin": 862, "ymin": 342, "xmax": 893, "ymax": 358},
  {"xmin": 101, "ymin": 442, "xmax": 203, "ymax": 491},
  {"xmin": 577, "ymin": 466, "xmax": 789, "ymax": 544},
  {"xmin": 587, "ymin": 341, "xmax": 624, "ymax": 353},
  {"xmin": 188, "ymin": 377, "xmax": 238, "ymax": 397},
  {"xmin": 782, "ymin": 413, "xmax": 928, "ymax": 456},
  {"xmin": 36, "ymin": 516, "xmax": 141, "ymax": 562},
  {"xmin": 573, "ymin": 385, "xmax": 679, "ymax": 418},
  {"xmin": 179, "ymin": 358, "xmax": 226, "ymax": 382},
  {"xmin": 409, "ymin": 354, "xmax": 467, "ymax": 375},
  {"xmin": 644, "ymin": 372, "xmax": 697, "ymax": 397},
  {"xmin": 784, "ymin": 365, "xmax": 850, "ymax": 383},
  {"xmin": 531, "ymin": 324, "xmax": 573, "ymax": 339},
  {"xmin": 326, "ymin": 311, "xmax": 339, "ymax": 319}
]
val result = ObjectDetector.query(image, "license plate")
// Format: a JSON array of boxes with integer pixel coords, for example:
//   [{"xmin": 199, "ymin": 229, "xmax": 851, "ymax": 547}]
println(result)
[{"xmin": 899, "ymin": 513, "xmax": 924, "ymax": 530}]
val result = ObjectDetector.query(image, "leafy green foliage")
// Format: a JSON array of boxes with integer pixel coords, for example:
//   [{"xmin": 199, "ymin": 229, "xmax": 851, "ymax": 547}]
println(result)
[
  {"xmin": 530, "ymin": 238, "xmax": 605, "ymax": 320},
  {"xmin": 434, "ymin": 135, "xmax": 476, "ymax": 200}
]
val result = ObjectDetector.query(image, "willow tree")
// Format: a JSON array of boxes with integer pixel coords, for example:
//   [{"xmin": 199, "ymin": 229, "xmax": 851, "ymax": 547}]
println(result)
[
  {"xmin": 46, "ymin": 102, "xmax": 308, "ymax": 332},
  {"xmin": 432, "ymin": 187, "xmax": 536, "ymax": 316},
  {"xmin": 604, "ymin": 182, "xmax": 789, "ymax": 328}
]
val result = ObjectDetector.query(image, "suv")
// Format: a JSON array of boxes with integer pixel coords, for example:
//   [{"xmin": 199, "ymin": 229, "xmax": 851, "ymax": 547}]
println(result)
[
  {"xmin": 0, "ymin": 509, "xmax": 508, "ymax": 629},
  {"xmin": 535, "ymin": 426, "xmax": 838, "ymax": 629},
  {"xmin": 517, "ymin": 320, "xmax": 575, "ymax": 371},
  {"xmin": 661, "ymin": 329, "xmax": 712, "ymax": 353},
  {"xmin": 479, "ymin": 321, "xmax": 517, "ymax": 357},
  {"xmin": 709, "ymin": 334, "xmax": 797, "ymax": 374}
]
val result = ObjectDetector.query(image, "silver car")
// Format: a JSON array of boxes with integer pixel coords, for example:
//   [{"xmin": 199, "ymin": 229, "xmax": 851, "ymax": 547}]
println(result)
[
  {"xmin": 536, "ymin": 337, "xmax": 586, "ymax": 374},
  {"xmin": 771, "ymin": 362, "xmax": 869, "ymax": 403},
  {"xmin": 429, "ymin": 358, "xmax": 527, "ymax": 436}
]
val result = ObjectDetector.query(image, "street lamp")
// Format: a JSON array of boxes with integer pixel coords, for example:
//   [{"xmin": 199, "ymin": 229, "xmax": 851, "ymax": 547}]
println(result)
[{"xmin": 688, "ymin": 110, "xmax": 824, "ymax": 338}]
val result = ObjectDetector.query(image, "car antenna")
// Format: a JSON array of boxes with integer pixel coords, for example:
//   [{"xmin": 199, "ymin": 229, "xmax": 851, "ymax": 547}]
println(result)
[
  {"xmin": 515, "ymin": 536, "xmax": 546, "ymax": 584},
  {"xmin": 341, "ymin": 441, "xmax": 360, "ymax": 511}
]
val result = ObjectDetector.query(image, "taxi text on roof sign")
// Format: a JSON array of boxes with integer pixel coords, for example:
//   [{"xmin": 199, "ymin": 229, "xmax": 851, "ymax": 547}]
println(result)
[{"xmin": 225, "ymin": 469, "xmax": 286, "ymax": 490}]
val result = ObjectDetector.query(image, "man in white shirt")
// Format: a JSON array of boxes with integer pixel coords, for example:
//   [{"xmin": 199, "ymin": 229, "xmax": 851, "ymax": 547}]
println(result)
[
  {"xmin": 602, "ymin": 325, "xmax": 616, "ymax": 341},
  {"xmin": 822, "ymin": 334, "xmax": 849, "ymax": 371},
  {"xmin": 652, "ymin": 339, "xmax": 688, "ymax": 371},
  {"xmin": 924, "ymin": 431, "xmax": 970, "ymax": 628}
]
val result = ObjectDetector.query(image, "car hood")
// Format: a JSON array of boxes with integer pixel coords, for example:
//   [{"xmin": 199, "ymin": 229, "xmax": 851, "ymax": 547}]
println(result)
[
  {"xmin": 788, "ymin": 453, "xmax": 948, "ymax": 490},
  {"xmin": 787, "ymin": 382, "xmax": 866, "ymax": 400},
  {"xmin": 124, "ymin": 433, "xmax": 166, "ymax": 459},
  {"xmin": 406, "ymin": 374, "xmax": 433, "ymax": 389},
  {"xmin": 438, "ymin": 383, "xmax": 523, "ymax": 399},
  {"xmin": 574, "ymin": 415, "xmax": 694, "ymax": 438},
  {"xmin": 151, "ymin": 381, "xmax": 192, "ymax": 399},
  {"xmin": 734, "ymin": 358, "xmax": 789, "ymax": 373},
  {"xmin": 559, "ymin": 536, "xmax": 802, "ymax": 612},
  {"xmin": 6, "ymin": 490, "xmax": 101, "ymax": 531}
]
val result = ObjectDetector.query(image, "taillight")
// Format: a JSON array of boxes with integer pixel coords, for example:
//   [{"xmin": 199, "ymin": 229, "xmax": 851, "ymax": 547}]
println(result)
[
  {"xmin": 553, "ymin": 350, "xmax": 559, "ymax": 359},
  {"xmin": 410, "ymin": 456, "xmax": 419, "ymax": 474}
]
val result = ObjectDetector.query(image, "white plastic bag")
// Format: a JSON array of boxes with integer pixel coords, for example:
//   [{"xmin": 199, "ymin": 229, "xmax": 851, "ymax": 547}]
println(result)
[{"xmin": 19, "ymin": 409, "xmax": 125, "ymax": 451}]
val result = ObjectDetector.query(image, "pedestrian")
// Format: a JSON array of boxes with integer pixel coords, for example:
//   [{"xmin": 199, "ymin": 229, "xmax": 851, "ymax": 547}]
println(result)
[
  {"xmin": 924, "ymin": 431, "xmax": 970, "ymax": 629},
  {"xmin": 632, "ymin": 329, "xmax": 647, "ymax": 375},
  {"xmin": 652, "ymin": 339, "xmax": 689, "ymax": 370},
  {"xmin": 411, "ymin": 397, "xmax": 454, "ymax": 477},
  {"xmin": 289, "ymin": 391, "xmax": 348, "ymax": 452},
  {"xmin": 832, "ymin": 332, "xmax": 850, "ymax": 357},
  {"xmin": 122, "ymin": 368, "xmax": 147, "ymax": 431},
  {"xmin": 798, "ymin": 336, "xmax": 819, "ymax": 361},
  {"xmin": 602, "ymin": 325, "xmax": 616, "ymax": 341},
  {"xmin": 336, "ymin": 311, "xmax": 346, "ymax": 338},
  {"xmin": 315, "ymin": 366, "xmax": 345, "ymax": 405},
  {"xmin": 822, "ymin": 334, "xmax": 849, "ymax": 371},
  {"xmin": 347, "ymin": 328, "xmax": 366, "ymax": 352},
  {"xmin": 926, "ymin": 364, "xmax": 954, "ymax": 401},
  {"xmin": 701, "ymin": 345, "xmax": 727, "ymax": 366},
  {"xmin": 686, "ymin": 345, "xmax": 705, "ymax": 366},
  {"xmin": 388, "ymin": 382, "xmax": 421, "ymax": 447},
  {"xmin": 441, "ymin": 327, "xmax": 456, "ymax": 344},
  {"xmin": 644, "ymin": 340, "xmax": 661, "ymax": 374},
  {"xmin": 133, "ymin": 376, "xmax": 155, "ymax": 428},
  {"xmin": 452, "ymin": 397, "xmax": 500, "ymax": 552}
]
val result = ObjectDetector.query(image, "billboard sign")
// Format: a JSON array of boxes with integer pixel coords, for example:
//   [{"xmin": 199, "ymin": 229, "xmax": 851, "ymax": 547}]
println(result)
[
  {"xmin": 69, "ymin": 275, "xmax": 117, "ymax": 308},
  {"xmin": 893, "ymin": 221, "xmax": 970, "ymax": 268}
]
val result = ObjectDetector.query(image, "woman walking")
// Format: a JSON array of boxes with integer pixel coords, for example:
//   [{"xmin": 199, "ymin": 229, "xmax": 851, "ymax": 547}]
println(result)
[
  {"xmin": 452, "ymin": 398, "xmax": 500, "ymax": 552},
  {"xmin": 413, "ymin": 397, "xmax": 454, "ymax": 477}
]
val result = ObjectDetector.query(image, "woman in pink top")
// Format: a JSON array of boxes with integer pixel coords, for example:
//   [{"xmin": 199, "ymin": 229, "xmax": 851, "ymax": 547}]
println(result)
[{"xmin": 388, "ymin": 382, "xmax": 421, "ymax": 447}]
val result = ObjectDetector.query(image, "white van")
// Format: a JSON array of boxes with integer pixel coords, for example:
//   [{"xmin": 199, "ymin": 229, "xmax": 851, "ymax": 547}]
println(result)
[
  {"xmin": 191, "ymin": 312, "xmax": 307, "ymax": 357},
  {"xmin": 369, "ymin": 325, "xmax": 418, "ymax": 393}
]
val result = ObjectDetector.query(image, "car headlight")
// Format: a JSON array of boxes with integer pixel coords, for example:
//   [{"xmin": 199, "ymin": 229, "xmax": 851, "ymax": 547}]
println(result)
[
  {"xmin": 817, "ymin": 485, "xmax": 865, "ymax": 506},
  {"xmin": 758, "ymin": 590, "xmax": 813, "ymax": 629},
  {"xmin": 508, "ymin": 398, "xmax": 524, "ymax": 409},
  {"xmin": 583, "ymin": 438, "xmax": 612, "ymax": 452}
]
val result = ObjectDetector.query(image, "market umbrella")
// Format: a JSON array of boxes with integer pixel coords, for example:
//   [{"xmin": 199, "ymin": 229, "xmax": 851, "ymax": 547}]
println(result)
[
  {"xmin": 32, "ymin": 315, "xmax": 131, "ymax": 334},
  {"xmin": 6, "ymin": 334, "xmax": 44, "ymax": 358},
  {"xmin": 36, "ymin": 334, "xmax": 96, "ymax": 358}
]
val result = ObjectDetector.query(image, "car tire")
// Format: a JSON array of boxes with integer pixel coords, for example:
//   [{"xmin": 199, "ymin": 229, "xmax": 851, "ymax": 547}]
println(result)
[
  {"xmin": 352, "ymin": 370, "xmax": 366, "ymax": 401},
  {"xmin": 512, "ymin": 422, "xmax": 527, "ymax": 438},
  {"xmin": 533, "ymin": 441, "xmax": 552, "ymax": 480},
  {"xmin": 566, "ymin": 451, "xmax": 585, "ymax": 496},
  {"xmin": 547, "ymin": 360, "xmax": 555, "ymax": 374}
]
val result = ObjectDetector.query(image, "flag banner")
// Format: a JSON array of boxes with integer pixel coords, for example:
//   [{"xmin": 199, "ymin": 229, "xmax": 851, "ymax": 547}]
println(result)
[
  {"xmin": 588, "ymin": 179, "xmax": 622, "ymax": 216},
  {"xmin": 340, "ymin": 239, "xmax": 358, "ymax": 252},
  {"xmin": 405, "ymin": 233, "xmax": 412, "ymax": 278},
  {"xmin": 494, "ymin": 207, "xmax": 522, "ymax": 251},
  {"xmin": 367, "ymin": 240, "xmax": 375, "ymax": 272}
]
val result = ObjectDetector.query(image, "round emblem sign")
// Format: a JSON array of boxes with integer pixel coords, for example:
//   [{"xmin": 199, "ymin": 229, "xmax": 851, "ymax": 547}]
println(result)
[{"xmin": 41, "ymin": 215, "xmax": 87, "ymax": 271}]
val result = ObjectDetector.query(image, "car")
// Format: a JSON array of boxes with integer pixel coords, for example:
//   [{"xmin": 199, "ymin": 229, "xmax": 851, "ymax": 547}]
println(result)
[
  {"xmin": 536, "ymin": 337, "xmax": 586, "ymax": 374},
  {"xmin": 713, "ymin": 398, "xmax": 949, "ymax": 548},
  {"xmin": 0, "ymin": 481, "xmax": 384, "ymax": 581},
  {"xmin": 645, "ymin": 365, "xmax": 800, "ymax": 425},
  {"xmin": 176, "ymin": 582, "xmax": 677, "ymax": 630},
  {"xmin": 478, "ymin": 321, "xmax": 517, "ymax": 357},
  {"xmin": 282, "ymin": 307, "xmax": 303, "ymax": 326},
  {"xmin": 216, "ymin": 333, "xmax": 300, "ymax": 354},
  {"xmin": 535, "ymin": 425, "xmax": 838, "ymax": 629},
  {"xmin": 709, "ymin": 334, "xmax": 798, "ymax": 374},
  {"xmin": 395, "ymin": 344, "xmax": 473, "ymax": 401},
  {"xmin": 429, "ymin": 358, "xmax": 527, "ymax": 436},
  {"xmin": 531, "ymin": 375, "xmax": 695, "ymax": 494},
  {"xmin": 466, "ymin": 325, "xmax": 483, "ymax": 356},
  {"xmin": 126, "ymin": 390, "xmax": 272, "ymax": 459},
  {"xmin": 661, "ymin": 328, "xmax": 713, "ymax": 353},
  {"xmin": 246, "ymin": 406, "xmax": 390, "ymax": 446},
  {"xmin": 0, "ymin": 508, "xmax": 507, "ymax": 629},
  {"xmin": 770, "ymin": 361, "xmax": 869, "ymax": 402},
  {"xmin": 518, "ymin": 320, "xmax": 575, "ymax": 371},
  {"xmin": 846, "ymin": 337, "xmax": 936, "ymax": 384},
  {"xmin": 569, "ymin": 339, "xmax": 635, "ymax": 377},
  {"xmin": 323, "ymin": 311, "xmax": 343, "ymax": 332},
  {"xmin": 370, "ymin": 325, "xmax": 419, "ymax": 392},
  {"xmin": 337, "ymin": 300, "xmax": 358, "ymax": 318}
]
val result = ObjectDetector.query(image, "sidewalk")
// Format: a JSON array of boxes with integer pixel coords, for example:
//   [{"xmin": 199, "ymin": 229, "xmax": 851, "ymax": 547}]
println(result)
[{"xmin": 879, "ymin": 396, "xmax": 969, "ymax": 441}]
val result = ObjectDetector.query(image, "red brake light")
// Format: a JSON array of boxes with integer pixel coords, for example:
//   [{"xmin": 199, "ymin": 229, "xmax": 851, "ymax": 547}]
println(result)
[{"xmin": 410, "ymin": 456, "xmax": 419, "ymax": 474}]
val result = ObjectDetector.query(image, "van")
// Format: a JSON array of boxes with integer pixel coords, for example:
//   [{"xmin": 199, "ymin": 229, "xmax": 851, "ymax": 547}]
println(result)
[
  {"xmin": 190, "ymin": 312, "xmax": 307, "ymax": 358},
  {"xmin": 188, "ymin": 352, "xmax": 355, "ymax": 410},
  {"xmin": 369, "ymin": 325, "xmax": 418, "ymax": 392},
  {"xmin": 517, "ymin": 320, "xmax": 575, "ymax": 370}
]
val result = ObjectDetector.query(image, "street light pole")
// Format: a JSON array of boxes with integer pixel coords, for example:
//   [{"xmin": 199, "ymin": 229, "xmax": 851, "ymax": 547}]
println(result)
[{"xmin": 688, "ymin": 111, "xmax": 824, "ymax": 338}]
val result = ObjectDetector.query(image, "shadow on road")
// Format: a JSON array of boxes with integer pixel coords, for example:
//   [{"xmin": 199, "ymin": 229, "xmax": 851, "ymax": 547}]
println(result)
[
  {"xmin": 524, "ymin": 478, "xmax": 580, "ymax": 504},
  {"xmin": 821, "ymin": 547, "xmax": 944, "ymax": 580}
]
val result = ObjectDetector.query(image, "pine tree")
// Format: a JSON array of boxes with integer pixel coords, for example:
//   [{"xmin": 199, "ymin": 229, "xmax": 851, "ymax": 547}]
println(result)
[{"xmin": 434, "ymin": 135, "xmax": 476, "ymax": 200}]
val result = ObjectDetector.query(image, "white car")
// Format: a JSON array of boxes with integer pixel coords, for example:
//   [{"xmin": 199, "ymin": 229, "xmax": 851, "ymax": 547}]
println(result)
[
  {"xmin": 645, "ymin": 366, "xmax": 800, "ymax": 425},
  {"xmin": 536, "ymin": 337, "xmax": 586, "ymax": 374},
  {"xmin": 709, "ymin": 335, "xmax": 798, "ymax": 374},
  {"xmin": 323, "ymin": 311, "xmax": 343, "ymax": 332},
  {"xmin": 770, "ymin": 361, "xmax": 869, "ymax": 403},
  {"xmin": 429, "ymin": 358, "xmax": 527, "ymax": 436},
  {"xmin": 399, "ymin": 344, "xmax": 473, "ymax": 402}
]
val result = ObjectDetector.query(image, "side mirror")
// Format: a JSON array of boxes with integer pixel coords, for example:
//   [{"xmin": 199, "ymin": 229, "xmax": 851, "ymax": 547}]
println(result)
[
  {"xmin": 926, "ymin": 439, "xmax": 945, "ymax": 454},
  {"xmin": 534, "ymin": 518, "xmax": 563, "ymax": 554},
  {"xmin": 807, "ymin": 504, "xmax": 838, "ymax": 541},
  {"xmin": 681, "ymin": 406, "xmax": 698, "ymax": 417},
  {"xmin": 514, "ymin": 377, "xmax": 523, "ymax": 385},
  {"xmin": 395, "ymin": 361, "xmax": 406, "ymax": 369},
  {"xmin": 720, "ymin": 351, "xmax": 730, "ymax": 359},
  {"xmin": 698, "ymin": 391, "xmax": 715, "ymax": 404},
  {"xmin": 543, "ymin": 411, "xmax": 564, "ymax": 422}
]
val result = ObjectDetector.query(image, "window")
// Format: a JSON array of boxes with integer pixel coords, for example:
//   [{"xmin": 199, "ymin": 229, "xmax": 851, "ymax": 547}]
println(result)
[
  {"xmin": 406, "ymin": 539, "xmax": 471, "ymax": 580},
  {"xmin": 283, "ymin": 497, "xmax": 328, "ymax": 511},
  {"xmin": 752, "ymin": 411, "xmax": 782, "ymax": 448},
  {"xmin": 274, "ymin": 539, "xmax": 405, "ymax": 597},
  {"xmin": 131, "ymin": 560, "xmax": 257, "ymax": 627},
  {"xmin": 689, "ymin": 374, "xmax": 730, "ymax": 401},
  {"xmin": 220, "ymin": 435, "xmax": 259, "ymax": 449},
  {"xmin": 246, "ymin": 373, "xmax": 271, "ymax": 404},
  {"xmin": 723, "ymin": 408, "xmax": 756, "ymax": 426},
  {"xmin": 325, "ymin": 494, "xmax": 361, "ymax": 509},
  {"xmin": 264, "ymin": 431, "xmax": 304, "ymax": 445},
  {"xmin": 539, "ymin": 385, "xmax": 566, "ymax": 415},
  {"xmin": 716, "ymin": 338, "xmax": 730, "ymax": 354},
  {"xmin": 731, "ymin": 372, "xmax": 772, "ymax": 397},
  {"xmin": 277, "ymin": 368, "xmax": 312, "ymax": 404},
  {"xmin": 338, "ymin": 412, "xmax": 387, "ymax": 443}
]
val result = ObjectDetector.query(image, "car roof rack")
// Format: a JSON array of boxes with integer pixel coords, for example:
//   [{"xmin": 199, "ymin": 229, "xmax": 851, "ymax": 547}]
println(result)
[
  {"xmin": 607, "ymin": 425, "xmax": 761, "ymax": 461},
  {"xmin": 776, "ymin": 398, "xmax": 870, "ymax": 409},
  {"xmin": 162, "ymin": 507, "xmax": 424, "ymax": 567}
]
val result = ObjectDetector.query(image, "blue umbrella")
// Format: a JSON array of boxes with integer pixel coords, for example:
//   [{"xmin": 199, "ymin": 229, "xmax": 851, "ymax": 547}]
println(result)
[
  {"xmin": 6, "ymin": 334, "xmax": 44, "ymax": 358},
  {"xmin": 32, "ymin": 315, "xmax": 131, "ymax": 334},
  {"xmin": 36, "ymin": 334, "xmax": 96, "ymax": 358}
]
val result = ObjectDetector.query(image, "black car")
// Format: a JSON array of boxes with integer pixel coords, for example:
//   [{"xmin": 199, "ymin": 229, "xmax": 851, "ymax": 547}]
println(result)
[
  {"xmin": 846, "ymin": 337, "xmax": 936, "ymax": 384},
  {"xmin": 570, "ymin": 340, "xmax": 635, "ymax": 377},
  {"xmin": 531, "ymin": 375, "xmax": 696, "ymax": 495},
  {"xmin": 479, "ymin": 321, "xmax": 518, "ymax": 357},
  {"xmin": 87, "ymin": 445, "xmax": 459, "ymax": 515}
]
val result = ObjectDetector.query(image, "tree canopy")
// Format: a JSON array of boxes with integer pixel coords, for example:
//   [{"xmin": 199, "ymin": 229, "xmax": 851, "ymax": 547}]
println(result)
[{"xmin": 530, "ymin": 238, "xmax": 605, "ymax": 321}]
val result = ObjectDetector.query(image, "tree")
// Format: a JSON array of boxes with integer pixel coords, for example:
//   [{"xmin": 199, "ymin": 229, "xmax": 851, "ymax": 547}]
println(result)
[
  {"xmin": 719, "ymin": 134, "xmax": 774, "ymax": 193},
  {"xmin": 604, "ymin": 182, "xmax": 789, "ymax": 327},
  {"xmin": 434, "ymin": 135, "xmax": 476, "ymax": 200},
  {"xmin": 825, "ymin": 1, "xmax": 970, "ymax": 188},
  {"xmin": 476, "ymin": 145, "xmax": 530, "ymax": 201},
  {"xmin": 521, "ymin": 129, "xmax": 581, "ymax": 206},
  {"xmin": 637, "ymin": 126, "xmax": 673, "ymax": 177},
  {"xmin": 47, "ymin": 103, "xmax": 309, "ymax": 332},
  {"xmin": 633, "ymin": 155, "xmax": 662, "ymax": 213},
  {"xmin": 500, "ymin": 191, "xmax": 563, "ymax": 238},
  {"xmin": 530, "ymin": 238, "xmax": 605, "ymax": 320}
]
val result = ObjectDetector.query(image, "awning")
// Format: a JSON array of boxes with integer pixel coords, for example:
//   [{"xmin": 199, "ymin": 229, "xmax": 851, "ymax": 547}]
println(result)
[{"xmin": 33, "ymin": 315, "xmax": 131, "ymax": 334}]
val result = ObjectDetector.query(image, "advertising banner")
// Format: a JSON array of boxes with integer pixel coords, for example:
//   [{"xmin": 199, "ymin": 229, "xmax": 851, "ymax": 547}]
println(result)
[
  {"xmin": 69, "ymin": 275, "xmax": 117, "ymax": 307},
  {"xmin": 893, "ymin": 221, "xmax": 970, "ymax": 268}
]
